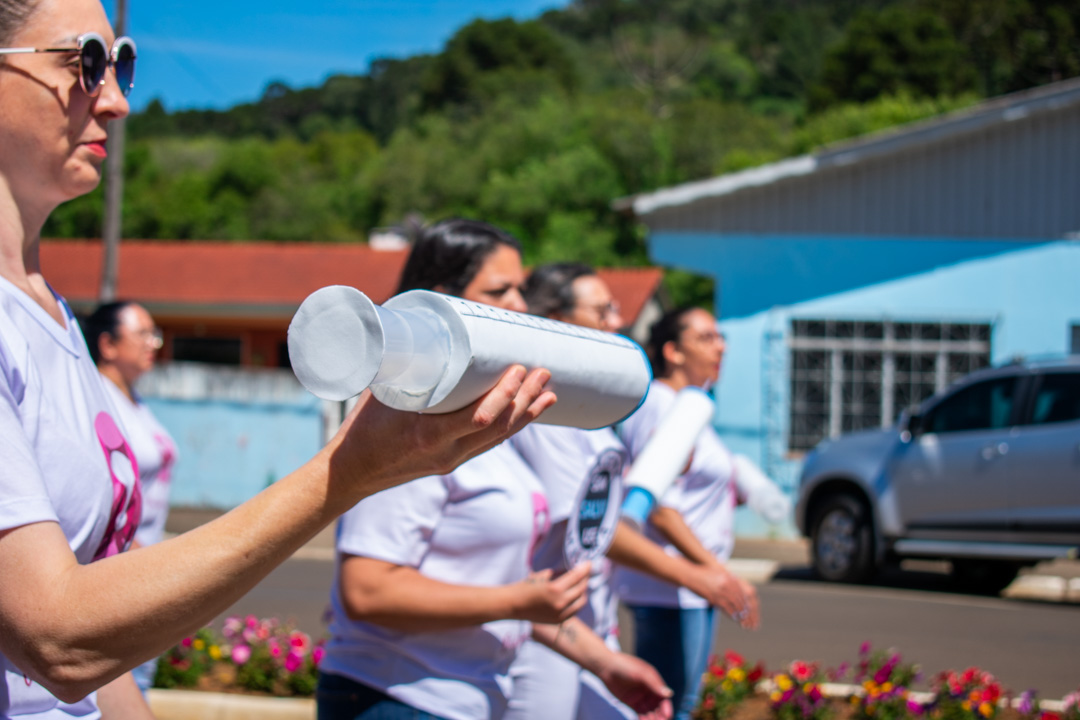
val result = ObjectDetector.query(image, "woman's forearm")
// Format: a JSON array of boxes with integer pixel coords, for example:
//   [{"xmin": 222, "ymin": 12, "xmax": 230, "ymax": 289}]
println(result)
[
  {"xmin": 338, "ymin": 557, "xmax": 522, "ymax": 633},
  {"xmin": 648, "ymin": 506, "xmax": 718, "ymax": 566},
  {"xmin": 607, "ymin": 522, "xmax": 698, "ymax": 588},
  {"xmin": 531, "ymin": 618, "xmax": 610, "ymax": 677},
  {"xmin": 0, "ymin": 369, "xmax": 556, "ymax": 702}
]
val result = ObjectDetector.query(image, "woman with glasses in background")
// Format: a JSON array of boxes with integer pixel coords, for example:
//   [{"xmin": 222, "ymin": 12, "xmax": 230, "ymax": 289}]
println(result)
[
  {"xmin": 84, "ymin": 301, "xmax": 178, "ymax": 693},
  {"xmin": 613, "ymin": 307, "xmax": 760, "ymax": 720},
  {"xmin": 508, "ymin": 264, "xmax": 753, "ymax": 720},
  {"xmin": 0, "ymin": 2, "xmax": 553, "ymax": 718}
]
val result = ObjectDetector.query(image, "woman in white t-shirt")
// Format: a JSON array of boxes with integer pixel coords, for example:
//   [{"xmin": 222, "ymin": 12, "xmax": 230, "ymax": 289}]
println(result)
[
  {"xmin": 613, "ymin": 307, "xmax": 761, "ymax": 720},
  {"xmin": 318, "ymin": 221, "xmax": 672, "ymax": 720},
  {"xmin": 508, "ymin": 265, "xmax": 754, "ymax": 720},
  {"xmin": 85, "ymin": 301, "xmax": 179, "ymax": 691},
  {"xmin": 0, "ymin": 4, "xmax": 554, "ymax": 717}
]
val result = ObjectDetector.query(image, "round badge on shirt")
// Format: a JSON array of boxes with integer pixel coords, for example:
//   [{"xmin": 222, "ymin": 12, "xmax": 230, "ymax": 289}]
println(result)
[{"xmin": 564, "ymin": 448, "xmax": 624, "ymax": 567}]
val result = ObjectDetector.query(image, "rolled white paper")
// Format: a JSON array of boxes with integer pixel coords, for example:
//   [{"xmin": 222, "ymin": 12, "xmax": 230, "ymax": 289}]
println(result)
[
  {"xmin": 287, "ymin": 286, "xmax": 652, "ymax": 429},
  {"xmin": 619, "ymin": 387, "xmax": 715, "ymax": 529},
  {"xmin": 732, "ymin": 454, "xmax": 792, "ymax": 524}
]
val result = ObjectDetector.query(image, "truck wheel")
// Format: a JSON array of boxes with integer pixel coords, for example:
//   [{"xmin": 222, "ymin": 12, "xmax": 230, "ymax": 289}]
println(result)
[
  {"xmin": 811, "ymin": 494, "xmax": 875, "ymax": 583},
  {"xmin": 951, "ymin": 560, "xmax": 1020, "ymax": 595}
]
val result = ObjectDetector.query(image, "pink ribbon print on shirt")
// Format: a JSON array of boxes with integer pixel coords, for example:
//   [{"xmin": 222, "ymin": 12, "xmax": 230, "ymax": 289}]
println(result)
[
  {"xmin": 92, "ymin": 411, "xmax": 142, "ymax": 561},
  {"xmin": 528, "ymin": 492, "xmax": 551, "ymax": 570}
]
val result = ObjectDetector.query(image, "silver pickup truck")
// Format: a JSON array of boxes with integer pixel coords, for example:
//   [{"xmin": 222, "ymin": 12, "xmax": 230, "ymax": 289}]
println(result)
[{"xmin": 795, "ymin": 358, "xmax": 1080, "ymax": 592}]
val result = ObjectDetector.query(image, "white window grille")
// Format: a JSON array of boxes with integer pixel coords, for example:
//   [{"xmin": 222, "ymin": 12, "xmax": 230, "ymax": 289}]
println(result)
[{"xmin": 788, "ymin": 320, "xmax": 992, "ymax": 452}]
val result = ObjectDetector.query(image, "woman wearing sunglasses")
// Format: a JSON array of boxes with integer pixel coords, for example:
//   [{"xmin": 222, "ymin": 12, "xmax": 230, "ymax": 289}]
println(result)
[{"xmin": 0, "ymin": 2, "xmax": 555, "ymax": 719}]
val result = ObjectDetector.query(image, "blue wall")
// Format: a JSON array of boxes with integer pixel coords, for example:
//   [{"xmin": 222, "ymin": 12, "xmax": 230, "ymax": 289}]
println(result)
[
  {"xmin": 699, "ymin": 240, "xmax": 1080, "ymax": 537},
  {"xmin": 144, "ymin": 395, "xmax": 324, "ymax": 509},
  {"xmin": 649, "ymin": 233, "xmax": 1043, "ymax": 320}
]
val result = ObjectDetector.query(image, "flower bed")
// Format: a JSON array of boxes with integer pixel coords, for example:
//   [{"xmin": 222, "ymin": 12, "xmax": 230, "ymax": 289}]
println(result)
[
  {"xmin": 153, "ymin": 620, "xmax": 1079, "ymax": 720},
  {"xmin": 155, "ymin": 616, "xmax": 323, "ymax": 697},
  {"xmin": 695, "ymin": 644, "xmax": 1080, "ymax": 720}
]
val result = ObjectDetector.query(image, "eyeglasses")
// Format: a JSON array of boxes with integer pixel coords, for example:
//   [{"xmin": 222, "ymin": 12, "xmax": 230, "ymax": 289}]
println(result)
[
  {"xmin": 578, "ymin": 300, "xmax": 621, "ymax": 319},
  {"xmin": 0, "ymin": 32, "xmax": 136, "ymax": 97},
  {"xmin": 125, "ymin": 327, "xmax": 163, "ymax": 350}
]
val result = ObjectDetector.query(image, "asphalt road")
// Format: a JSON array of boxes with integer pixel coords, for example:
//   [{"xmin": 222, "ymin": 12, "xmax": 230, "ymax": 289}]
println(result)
[{"xmin": 216, "ymin": 554, "xmax": 1080, "ymax": 700}]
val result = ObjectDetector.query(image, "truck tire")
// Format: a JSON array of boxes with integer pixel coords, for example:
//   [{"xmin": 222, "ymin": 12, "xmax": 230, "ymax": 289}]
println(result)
[{"xmin": 810, "ymin": 494, "xmax": 876, "ymax": 583}]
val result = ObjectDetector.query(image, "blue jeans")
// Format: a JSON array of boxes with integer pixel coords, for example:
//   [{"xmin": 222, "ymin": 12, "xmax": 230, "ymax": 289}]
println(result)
[
  {"xmin": 317, "ymin": 673, "xmax": 450, "ymax": 720},
  {"xmin": 629, "ymin": 605, "xmax": 716, "ymax": 720}
]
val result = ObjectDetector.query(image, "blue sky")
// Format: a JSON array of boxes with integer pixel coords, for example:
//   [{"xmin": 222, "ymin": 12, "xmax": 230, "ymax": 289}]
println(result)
[{"xmin": 112, "ymin": 0, "xmax": 569, "ymax": 112}]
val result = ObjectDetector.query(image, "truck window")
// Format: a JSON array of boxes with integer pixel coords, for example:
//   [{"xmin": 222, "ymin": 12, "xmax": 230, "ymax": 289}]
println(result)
[
  {"xmin": 1027, "ymin": 372, "xmax": 1080, "ymax": 425},
  {"xmin": 925, "ymin": 377, "xmax": 1018, "ymax": 434}
]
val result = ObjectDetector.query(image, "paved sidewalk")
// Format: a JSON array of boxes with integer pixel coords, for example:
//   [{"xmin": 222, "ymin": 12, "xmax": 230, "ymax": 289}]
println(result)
[{"xmin": 729, "ymin": 536, "xmax": 1080, "ymax": 603}]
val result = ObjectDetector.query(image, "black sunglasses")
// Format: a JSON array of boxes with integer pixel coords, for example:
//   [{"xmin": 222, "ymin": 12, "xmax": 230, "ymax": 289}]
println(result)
[{"xmin": 0, "ymin": 32, "xmax": 136, "ymax": 97}]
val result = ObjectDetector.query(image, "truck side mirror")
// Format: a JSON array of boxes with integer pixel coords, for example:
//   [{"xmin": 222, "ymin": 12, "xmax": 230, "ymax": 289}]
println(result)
[{"xmin": 902, "ymin": 412, "xmax": 923, "ymax": 441}]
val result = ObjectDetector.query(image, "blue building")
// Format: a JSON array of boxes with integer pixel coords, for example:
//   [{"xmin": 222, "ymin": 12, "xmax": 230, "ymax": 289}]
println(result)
[{"xmin": 622, "ymin": 78, "xmax": 1080, "ymax": 537}]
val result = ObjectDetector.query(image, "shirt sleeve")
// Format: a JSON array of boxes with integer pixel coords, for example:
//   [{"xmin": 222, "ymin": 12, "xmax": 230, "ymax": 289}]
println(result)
[
  {"xmin": 0, "ymin": 334, "xmax": 56, "ymax": 532},
  {"xmin": 336, "ymin": 474, "xmax": 449, "ymax": 567}
]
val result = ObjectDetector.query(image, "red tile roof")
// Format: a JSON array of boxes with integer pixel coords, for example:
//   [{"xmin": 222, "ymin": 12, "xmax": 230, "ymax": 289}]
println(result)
[{"xmin": 43, "ymin": 240, "xmax": 664, "ymax": 324}]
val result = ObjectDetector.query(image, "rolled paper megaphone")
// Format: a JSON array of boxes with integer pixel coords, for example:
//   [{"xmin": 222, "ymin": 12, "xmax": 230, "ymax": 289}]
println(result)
[
  {"xmin": 287, "ymin": 286, "xmax": 652, "ymax": 429},
  {"xmin": 732, "ymin": 454, "xmax": 792, "ymax": 525},
  {"xmin": 619, "ymin": 387, "xmax": 716, "ymax": 529}
]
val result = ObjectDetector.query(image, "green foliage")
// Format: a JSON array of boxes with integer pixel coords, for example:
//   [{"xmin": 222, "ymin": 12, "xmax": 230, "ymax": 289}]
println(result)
[
  {"xmin": 55, "ymin": 0, "xmax": 1077, "ymax": 304},
  {"xmin": 812, "ymin": 6, "xmax": 978, "ymax": 108}
]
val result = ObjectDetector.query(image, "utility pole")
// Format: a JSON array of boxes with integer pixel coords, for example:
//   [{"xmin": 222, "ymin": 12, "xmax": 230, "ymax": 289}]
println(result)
[{"xmin": 100, "ymin": 0, "xmax": 127, "ymax": 301}]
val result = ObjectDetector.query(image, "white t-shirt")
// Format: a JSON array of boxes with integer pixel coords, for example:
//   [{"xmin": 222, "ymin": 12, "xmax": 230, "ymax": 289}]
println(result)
[
  {"xmin": 0, "ymin": 280, "xmax": 140, "ymax": 720},
  {"xmin": 510, "ymin": 424, "xmax": 626, "ymax": 639},
  {"xmin": 101, "ymin": 381, "xmax": 177, "ymax": 548},
  {"xmin": 321, "ymin": 442, "xmax": 550, "ymax": 720},
  {"xmin": 613, "ymin": 380, "xmax": 736, "ymax": 609}
]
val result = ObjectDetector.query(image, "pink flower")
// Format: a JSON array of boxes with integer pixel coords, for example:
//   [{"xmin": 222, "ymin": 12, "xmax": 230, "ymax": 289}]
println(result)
[
  {"xmin": 284, "ymin": 650, "xmax": 304, "ymax": 673},
  {"xmin": 312, "ymin": 645, "xmax": 325, "ymax": 667},
  {"xmin": 860, "ymin": 642, "xmax": 871, "ymax": 656},
  {"xmin": 223, "ymin": 616, "xmax": 242, "ymax": 638},
  {"xmin": 791, "ymin": 661, "xmax": 814, "ymax": 683},
  {"xmin": 231, "ymin": 644, "xmax": 251, "ymax": 665},
  {"xmin": 290, "ymin": 631, "xmax": 310, "ymax": 652},
  {"xmin": 245, "ymin": 615, "xmax": 259, "ymax": 629},
  {"xmin": 908, "ymin": 700, "xmax": 925, "ymax": 716},
  {"xmin": 268, "ymin": 638, "xmax": 283, "ymax": 659},
  {"xmin": 180, "ymin": 637, "xmax": 193, "ymax": 648}
]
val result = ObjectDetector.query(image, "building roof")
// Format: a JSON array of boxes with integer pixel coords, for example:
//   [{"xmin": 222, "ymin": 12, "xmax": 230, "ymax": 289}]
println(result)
[
  {"xmin": 621, "ymin": 76, "xmax": 1080, "ymax": 226},
  {"xmin": 43, "ymin": 240, "xmax": 663, "ymax": 325}
]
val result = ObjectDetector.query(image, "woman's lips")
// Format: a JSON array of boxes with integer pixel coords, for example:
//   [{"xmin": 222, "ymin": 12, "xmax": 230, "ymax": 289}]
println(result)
[{"xmin": 84, "ymin": 141, "xmax": 108, "ymax": 158}]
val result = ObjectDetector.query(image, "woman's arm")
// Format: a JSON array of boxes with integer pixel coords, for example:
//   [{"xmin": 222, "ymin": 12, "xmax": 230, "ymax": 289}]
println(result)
[
  {"xmin": 95, "ymin": 673, "xmax": 155, "ymax": 720},
  {"xmin": 0, "ymin": 366, "xmax": 555, "ymax": 702},
  {"xmin": 645, "ymin": 507, "xmax": 760, "ymax": 629},
  {"xmin": 338, "ymin": 556, "xmax": 590, "ymax": 632},
  {"xmin": 532, "ymin": 619, "xmax": 672, "ymax": 720}
]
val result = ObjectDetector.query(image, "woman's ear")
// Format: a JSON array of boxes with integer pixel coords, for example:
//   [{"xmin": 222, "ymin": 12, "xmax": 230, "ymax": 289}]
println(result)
[
  {"xmin": 97, "ymin": 332, "xmax": 119, "ymax": 363},
  {"xmin": 662, "ymin": 339, "xmax": 684, "ymax": 369}
]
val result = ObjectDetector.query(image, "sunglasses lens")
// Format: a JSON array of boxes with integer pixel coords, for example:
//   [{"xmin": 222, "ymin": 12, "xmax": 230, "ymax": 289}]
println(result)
[
  {"xmin": 114, "ymin": 41, "xmax": 136, "ymax": 96},
  {"xmin": 80, "ymin": 37, "xmax": 107, "ymax": 95}
]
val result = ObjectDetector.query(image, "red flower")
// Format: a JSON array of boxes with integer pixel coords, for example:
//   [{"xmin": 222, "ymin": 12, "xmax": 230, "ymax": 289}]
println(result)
[
  {"xmin": 725, "ymin": 650, "xmax": 745, "ymax": 667},
  {"xmin": 792, "ymin": 661, "xmax": 814, "ymax": 683},
  {"xmin": 961, "ymin": 668, "xmax": 979, "ymax": 685},
  {"xmin": 748, "ymin": 664, "xmax": 765, "ymax": 684}
]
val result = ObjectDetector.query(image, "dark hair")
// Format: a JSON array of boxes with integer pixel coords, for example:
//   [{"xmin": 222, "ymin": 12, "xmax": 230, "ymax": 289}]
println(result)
[
  {"xmin": 0, "ymin": 0, "xmax": 38, "ymax": 46},
  {"xmin": 83, "ymin": 300, "xmax": 137, "ymax": 365},
  {"xmin": 522, "ymin": 262, "xmax": 595, "ymax": 318},
  {"xmin": 395, "ymin": 219, "xmax": 522, "ymax": 297},
  {"xmin": 645, "ymin": 307, "xmax": 699, "ymax": 378}
]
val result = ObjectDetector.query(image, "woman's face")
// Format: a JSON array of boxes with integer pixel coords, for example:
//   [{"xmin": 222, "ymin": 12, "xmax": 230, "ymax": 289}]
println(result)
[
  {"xmin": 668, "ymin": 308, "xmax": 726, "ymax": 387},
  {"xmin": 558, "ymin": 274, "xmax": 623, "ymax": 333},
  {"xmin": 460, "ymin": 244, "xmax": 527, "ymax": 312},
  {"xmin": 0, "ymin": 0, "xmax": 130, "ymax": 212},
  {"xmin": 99, "ymin": 304, "xmax": 160, "ymax": 382}
]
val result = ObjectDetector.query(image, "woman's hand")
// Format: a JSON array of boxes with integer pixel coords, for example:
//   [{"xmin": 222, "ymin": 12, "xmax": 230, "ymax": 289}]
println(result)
[
  {"xmin": 508, "ymin": 562, "xmax": 590, "ymax": 624},
  {"xmin": 687, "ymin": 563, "xmax": 759, "ymax": 630},
  {"xmin": 328, "ymin": 365, "xmax": 556, "ymax": 507},
  {"xmin": 596, "ymin": 651, "xmax": 674, "ymax": 720}
]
